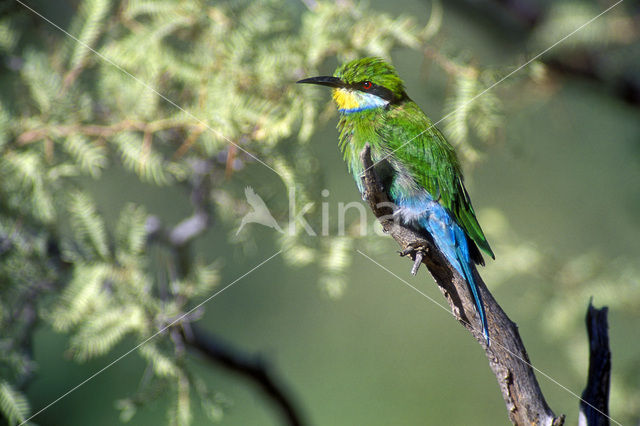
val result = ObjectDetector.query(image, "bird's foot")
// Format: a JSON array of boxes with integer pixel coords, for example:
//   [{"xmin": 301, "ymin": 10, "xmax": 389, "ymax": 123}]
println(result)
[
  {"xmin": 398, "ymin": 245, "xmax": 427, "ymax": 276},
  {"xmin": 410, "ymin": 252, "xmax": 424, "ymax": 276}
]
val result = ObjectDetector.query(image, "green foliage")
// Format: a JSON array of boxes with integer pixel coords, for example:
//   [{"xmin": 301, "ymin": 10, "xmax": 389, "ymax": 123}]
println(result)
[
  {"xmin": 49, "ymin": 263, "xmax": 113, "ymax": 331},
  {"xmin": 0, "ymin": 381, "xmax": 30, "ymax": 426},
  {"xmin": 68, "ymin": 0, "xmax": 112, "ymax": 69},
  {"xmin": 69, "ymin": 305, "xmax": 146, "ymax": 361},
  {"xmin": 0, "ymin": 16, "xmax": 19, "ymax": 53},
  {"xmin": 168, "ymin": 373, "xmax": 191, "ymax": 426},
  {"xmin": 1, "ymin": 150, "xmax": 56, "ymax": 223},
  {"xmin": 20, "ymin": 49, "xmax": 63, "ymax": 115},
  {"xmin": 115, "ymin": 203, "xmax": 148, "ymax": 260},
  {"xmin": 4, "ymin": 0, "xmax": 635, "ymax": 424},
  {"xmin": 0, "ymin": 215, "xmax": 55, "ymax": 426},
  {"xmin": 533, "ymin": 1, "xmax": 626, "ymax": 50},
  {"xmin": 443, "ymin": 68, "xmax": 502, "ymax": 165},
  {"xmin": 0, "ymin": 0, "xmax": 511, "ymax": 422},
  {"xmin": 140, "ymin": 343, "xmax": 179, "ymax": 378},
  {"xmin": 113, "ymin": 132, "xmax": 172, "ymax": 185},
  {"xmin": 63, "ymin": 135, "xmax": 108, "ymax": 178},
  {"xmin": 318, "ymin": 237, "xmax": 353, "ymax": 298},
  {"xmin": 68, "ymin": 191, "xmax": 110, "ymax": 259},
  {"xmin": 43, "ymin": 196, "xmax": 223, "ymax": 421}
]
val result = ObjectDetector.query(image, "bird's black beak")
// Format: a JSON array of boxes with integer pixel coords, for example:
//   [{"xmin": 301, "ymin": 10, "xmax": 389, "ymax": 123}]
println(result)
[{"xmin": 296, "ymin": 76, "xmax": 345, "ymax": 88}]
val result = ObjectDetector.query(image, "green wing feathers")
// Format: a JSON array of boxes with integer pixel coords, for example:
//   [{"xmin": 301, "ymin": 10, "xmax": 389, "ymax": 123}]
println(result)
[
  {"xmin": 381, "ymin": 101, "xmax": 495, "ymax": 261},
  {"xmin": 456, "ymin": 180, "xmax": 495, "ymax": 260}
]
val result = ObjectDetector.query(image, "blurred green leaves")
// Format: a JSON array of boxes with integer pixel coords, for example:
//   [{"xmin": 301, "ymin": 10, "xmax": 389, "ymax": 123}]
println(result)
[
  {"xmin": 4, "ymin": 1, "xmax": 444, "ymax": 421},
  {"xmin": 1, "ymin": 0, "xmax": 638, "ymax": 424},
  {"xmin": 0, "ymin": 382, "xmax": 30, "ymax": 426},
  {"xmin": 0, "ymin": 0, "xmax": 558, "ymax": 423}
]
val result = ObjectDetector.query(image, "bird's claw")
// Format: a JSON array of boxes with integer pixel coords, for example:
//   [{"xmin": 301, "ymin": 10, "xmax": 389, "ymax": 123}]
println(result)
[
  {"xmin": 398, "ymin": 245, "xmax": 427, "ymax": 276},
  {"xmin": 410, "ymin": 251, "xmax": 424, "ymax": 276}
]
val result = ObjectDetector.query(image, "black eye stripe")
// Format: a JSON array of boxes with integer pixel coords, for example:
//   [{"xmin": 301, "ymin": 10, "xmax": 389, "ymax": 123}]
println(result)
[
  {"xmin": 348, "ymin": 81, "xmax": 396, "ymax": 102},
  {"xmin": 353, "ymin": 81, "xmax": 374, "ymax": 91}
]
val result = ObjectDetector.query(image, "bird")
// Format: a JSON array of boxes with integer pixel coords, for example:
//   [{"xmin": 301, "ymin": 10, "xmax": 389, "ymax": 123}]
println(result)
[
  {"xmin": 297, "ymin": 57, "xmax": 495, "ymax": 344},
  {"xmin": 236, "ymin": 186, "xmax": 284, "ymax": 235}
]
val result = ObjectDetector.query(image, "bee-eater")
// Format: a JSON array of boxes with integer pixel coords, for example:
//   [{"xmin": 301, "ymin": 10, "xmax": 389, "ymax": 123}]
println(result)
[{"xmin": 298, "ymin": 57, "xmax": 495, "ymax": 344}]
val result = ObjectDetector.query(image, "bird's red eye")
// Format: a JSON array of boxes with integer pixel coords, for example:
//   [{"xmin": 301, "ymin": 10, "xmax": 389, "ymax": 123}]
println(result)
[{"xmin": 362, "ymin": 81, "xmax": 372, "ymax": 90}]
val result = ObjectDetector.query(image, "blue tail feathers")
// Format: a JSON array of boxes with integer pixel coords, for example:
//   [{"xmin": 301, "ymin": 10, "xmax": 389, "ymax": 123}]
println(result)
[
  {"xmin": 456, "ymin": 246, "xmax": 490, "ymax": 345},
  {"xmin": 395, "ymin": 193, "xmax": 490, "ymax": 345}
]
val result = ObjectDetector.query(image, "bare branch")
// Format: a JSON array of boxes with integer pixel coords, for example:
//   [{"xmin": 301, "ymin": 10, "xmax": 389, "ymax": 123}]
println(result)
[
  {"xmin": 579, "ymin": 301, "xmax": 611, "ymax": 426},
  {"xmin": 359, "ymin": 144, "xmax": 564, "ymax": 426},
  {"xmin": 182, "ymin": 325, "xmax": 306, "ymax": 426}
]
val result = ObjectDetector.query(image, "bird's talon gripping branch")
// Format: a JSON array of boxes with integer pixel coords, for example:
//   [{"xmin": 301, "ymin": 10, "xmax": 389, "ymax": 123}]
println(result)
[
  {"xmin": 411, "ymin": 251, "xmax": 424, "ymax": 276},
  {"xmin": 397, "ymin": 246, "xmax": 427, "ymax": 275}
]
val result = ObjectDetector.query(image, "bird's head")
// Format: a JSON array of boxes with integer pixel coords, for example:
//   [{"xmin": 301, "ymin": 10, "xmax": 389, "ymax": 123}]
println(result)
[{"xmin": 297, "ymin": 57, "xmax": 406, "ymax": 114}]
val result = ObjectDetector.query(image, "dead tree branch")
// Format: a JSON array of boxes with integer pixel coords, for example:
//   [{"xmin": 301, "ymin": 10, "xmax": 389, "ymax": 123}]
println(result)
[
  {"xmin": 359, "ymin": 144, "xmax": 564, "ymax": 426},
  {"xmin": 182, "ymin": 326, "xmax": 305, "ymax": 426},
  {"xmin": 579, "ymin": 301, "xmax": 611, "ymax": 426}
]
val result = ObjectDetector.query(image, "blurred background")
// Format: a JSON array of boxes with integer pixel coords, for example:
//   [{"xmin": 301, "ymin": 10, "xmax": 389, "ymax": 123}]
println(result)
[{"xmin": 1, "ymin": 0, "xmax": 639, "ymax": 424}]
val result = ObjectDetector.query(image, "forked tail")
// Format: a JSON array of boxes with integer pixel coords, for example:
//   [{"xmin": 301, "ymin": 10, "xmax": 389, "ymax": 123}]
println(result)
[{"xmin": 456, "ymin": 247, "xmax": 490, "ymax": 345}]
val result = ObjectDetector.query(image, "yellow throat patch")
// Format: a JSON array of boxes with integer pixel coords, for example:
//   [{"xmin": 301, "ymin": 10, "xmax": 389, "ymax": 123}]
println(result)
[{"xmin": 332, "ymin": 88, "xmax": 359, "ymax": 110}]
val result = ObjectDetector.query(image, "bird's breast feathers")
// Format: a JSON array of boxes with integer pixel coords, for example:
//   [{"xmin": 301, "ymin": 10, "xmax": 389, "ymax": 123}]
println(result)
[{"xmin": 332, "ymin": 88, "xmax": 388, "ymax": 114}]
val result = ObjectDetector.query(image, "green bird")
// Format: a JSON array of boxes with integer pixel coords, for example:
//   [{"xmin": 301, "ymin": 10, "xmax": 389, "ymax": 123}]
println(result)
[{"xmin": 298, "ymin": 57, "xmax": 495, "ymax": 344}]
